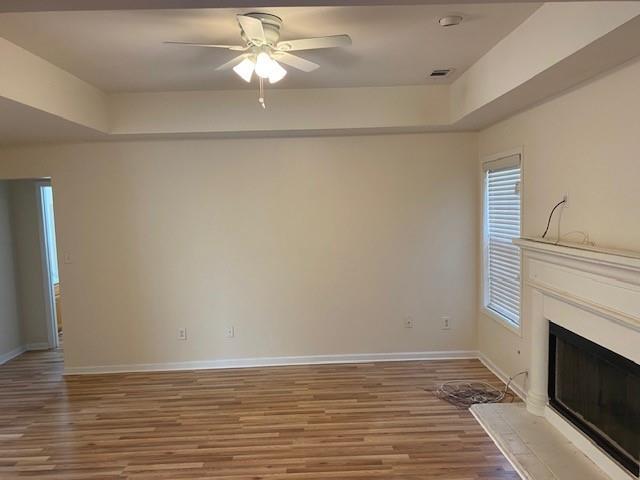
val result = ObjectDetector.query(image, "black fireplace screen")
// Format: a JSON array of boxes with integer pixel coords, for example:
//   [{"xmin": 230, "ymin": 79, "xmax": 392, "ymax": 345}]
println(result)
[{"xmin": 548, "ymin": 322, "xmax": 640, "ymax": 476}]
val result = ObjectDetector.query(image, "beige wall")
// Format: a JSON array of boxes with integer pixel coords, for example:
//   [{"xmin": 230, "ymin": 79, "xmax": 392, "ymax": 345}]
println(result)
[
  {"xmin": 477, "ymin": 57, "xmax": 640, "ymax": 391},
  {"xmin": 9, "ymin": 180, "xmax": 50, "ymax": 347},
  {"xmin": 110, "ymin": 85, "xmax": 450, "ymax": 135},
  {"xmin": 0, "ymin": 182, "xmax": 22, "ymax": 359},
  {"xmin": 0, "ymin": 37, "xmax": 108, "ymax": 132},
  {"xmin": 0, "ymin": 133, "xmax": 478, "ymax": 369},
  {"xmin": 2, "ymin": 57, "xmax": 636, "ymax": 376}
]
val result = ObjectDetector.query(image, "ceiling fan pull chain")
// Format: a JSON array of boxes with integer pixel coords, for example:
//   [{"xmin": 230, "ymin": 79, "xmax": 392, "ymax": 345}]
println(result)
[{"xmin": 258, "ymin": 76, "xmax": 266, "ymax": 109}]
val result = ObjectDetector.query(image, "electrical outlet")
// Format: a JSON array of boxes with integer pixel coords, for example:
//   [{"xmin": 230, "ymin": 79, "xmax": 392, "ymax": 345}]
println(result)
[
  {"xmin": 224, "ymin": 326, "xmax": 235, "ymax": 338},
  {"xmin": 562, "ymin": 193, "xmax": 569, "ymax": 208},
  {"xmin": 178, "ymin": 327, "xmax": 187, "ymax": 340},
  {"xmin": 404, "ymin": 317, "xmax": 414, "ymax": 329},
  {"xmin": 441, "ymin": 316, "xmax": 451, "ymax": 330}
]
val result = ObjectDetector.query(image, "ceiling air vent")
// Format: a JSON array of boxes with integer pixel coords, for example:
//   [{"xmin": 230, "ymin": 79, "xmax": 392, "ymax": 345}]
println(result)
[{"xmin": 430, "ymin": 69, "xmax": 452, "ymax": 78}]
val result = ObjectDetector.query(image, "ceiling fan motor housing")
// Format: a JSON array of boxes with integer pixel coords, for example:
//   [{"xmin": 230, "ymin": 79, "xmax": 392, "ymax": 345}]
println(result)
[{"xmin": 242, "ymin": 12, "xmax": 283, "ymax": 46}]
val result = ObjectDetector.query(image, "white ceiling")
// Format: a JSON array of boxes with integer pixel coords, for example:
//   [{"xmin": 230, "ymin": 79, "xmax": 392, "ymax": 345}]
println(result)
[{"xmin": 0, "ymin": 4, "xmax": 540, "ymax": 92}]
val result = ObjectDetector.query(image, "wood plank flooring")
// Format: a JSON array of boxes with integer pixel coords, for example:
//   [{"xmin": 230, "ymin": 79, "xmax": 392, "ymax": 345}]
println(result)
[{"xmin": 0, "ymin": 349, "xmax": 519, "ymax": 479}]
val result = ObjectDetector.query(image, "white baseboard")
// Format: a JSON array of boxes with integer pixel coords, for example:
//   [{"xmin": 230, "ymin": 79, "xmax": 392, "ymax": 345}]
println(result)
[
  {"xmin": 0, "ymin": 343, "xmax": 52, "ymax": 366},
  {"xmin": 478, "ymin": 352, "xmax": 527, "ymax": 401},
  {"xmin": 64, "ymin": 349, "xmax": 479, "ymax": 375},
  {"xmin": 0, "ymin": 345, "xmax": 27, "ymax": 365}
]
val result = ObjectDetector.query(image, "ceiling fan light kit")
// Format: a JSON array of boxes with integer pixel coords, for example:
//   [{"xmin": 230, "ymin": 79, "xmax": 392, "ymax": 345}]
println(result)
[
  {"xmin": 232, "ymin": 57, "xmax": 255, "ymax": 82},
  {"xmin": 266, "ymin": 59, "xmax": 287, "ymax": 84},
  {"xmin": 254, "ymin": 51, "xmax": 287, "ymax": 83},
  {"xmin": 165, "ymin": 12, "xmax": 352, "ymax": 108}
]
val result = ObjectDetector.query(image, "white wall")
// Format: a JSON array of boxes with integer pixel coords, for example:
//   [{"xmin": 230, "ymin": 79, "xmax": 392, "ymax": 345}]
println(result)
[
  {"xmin": 0, "ymin": 182, "xmax": 22, "ymax": 361},
  {"xmin": 477, "ymin": 57, "xmax": 640, "ymax": 391},
  {"xmin": 2, "ymin": 59, "xmax": 637, "ymax": 378},
  {"xmin": 451, "ymin": 2, "xmax": 640, "ymax": 122},
  {"xmin": 9, "ymin": 180, "xmax": 50, "ymax": 347},
  {"xmin": 0, "ymin": 37, "xmax": 108, "ymax": 132},
  {"xmin": 110, "ymin": 85, "xmax": 450, "ymax": 135},
  {"xmin": 0, "ymin": 133, "xmax": 478, "ymax": 369}
]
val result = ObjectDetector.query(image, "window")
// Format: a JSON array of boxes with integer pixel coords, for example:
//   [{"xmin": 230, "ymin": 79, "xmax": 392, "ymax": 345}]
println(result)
[
  {"xmin": 41, "ymin": 185, "xmax": 59, "ymax": 284},
  {"xmin": 483, "ymin": 154, "xmax": 521, "ymax": 327}
]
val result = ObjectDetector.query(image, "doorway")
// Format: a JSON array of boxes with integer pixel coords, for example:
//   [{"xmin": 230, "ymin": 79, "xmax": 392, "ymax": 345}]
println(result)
[
  {"xmin": 0, "ymin": 179, "xmax": 61, "ymax": 356},
  {"xmin": 37, "ymin": 183, "xmax": 62, "ymax": 349}
]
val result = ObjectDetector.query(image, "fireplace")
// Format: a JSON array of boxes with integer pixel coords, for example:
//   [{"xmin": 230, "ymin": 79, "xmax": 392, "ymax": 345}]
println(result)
[
  {"xmin": 548, "ymin": 322, "xmax": 640, "ymax": 477},
  {"xmin": 510, "ymin": 238, "xmax": 640, "ymax": 479}
]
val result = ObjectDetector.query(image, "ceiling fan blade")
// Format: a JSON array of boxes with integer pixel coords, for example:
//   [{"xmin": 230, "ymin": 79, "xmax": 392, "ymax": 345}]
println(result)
[
  {"xmin": 237, "ymin": 15, "xmax": 266, "ymax": 44},
  {"xmin": 273, "ymin": 52, "xmax": 319, "ymax": 72},
  {"xmin": 215, "ymin": 54, "xmax": 248, "ymax": 71},
  {"xmin": 277, "ymin": 34, "xmax": 352, "ymax": 52},
  {"xmin": 164, "ymin": 41, "xmax": 246, "ymax": 51}
]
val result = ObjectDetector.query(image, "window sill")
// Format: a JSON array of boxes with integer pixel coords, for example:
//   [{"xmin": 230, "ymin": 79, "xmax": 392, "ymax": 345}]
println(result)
[{"xmin": 481, "ymin": 306, "xmax": 522, "ymax": 337}]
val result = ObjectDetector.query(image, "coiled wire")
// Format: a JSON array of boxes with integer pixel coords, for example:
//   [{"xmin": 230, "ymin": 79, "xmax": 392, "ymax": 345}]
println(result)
[{"xmin": 435, "ymin": 371, "xmax": 528, "ymax": 408}]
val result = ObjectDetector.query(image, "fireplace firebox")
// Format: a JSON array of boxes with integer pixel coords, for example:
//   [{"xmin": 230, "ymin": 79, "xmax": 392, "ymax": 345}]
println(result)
[{"xmin": 548, "ymin": 322, "xmax": 640, "ymax": 477}]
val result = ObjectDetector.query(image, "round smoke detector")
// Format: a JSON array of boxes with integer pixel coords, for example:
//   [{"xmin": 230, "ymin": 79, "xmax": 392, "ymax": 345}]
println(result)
[{"xmin": 438, "ymin": 15, "xmax": 463, "ymax": 27}]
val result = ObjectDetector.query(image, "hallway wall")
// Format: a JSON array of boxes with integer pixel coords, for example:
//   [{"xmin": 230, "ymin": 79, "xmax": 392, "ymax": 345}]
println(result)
[
  {"xmin": 9, "ymin": 180, "xmax": 50, "ymax": 348},
  {"xmin": 0, "ymin": 181, "xmax": 22, "ymax": 362}
]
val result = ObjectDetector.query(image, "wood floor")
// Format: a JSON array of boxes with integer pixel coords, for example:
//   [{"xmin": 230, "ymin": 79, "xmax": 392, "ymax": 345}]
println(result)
[{"xmin": 0, "ymin": 349, "xmax": 519, "ymax": 479}]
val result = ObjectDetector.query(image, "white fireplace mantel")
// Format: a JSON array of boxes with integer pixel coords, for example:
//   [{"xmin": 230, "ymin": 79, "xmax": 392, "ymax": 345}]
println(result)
[
  {"xmin": 515, "ymin": 237, "xmax": 640, "ymax": 334},
  {"xmin": 514, "ymin": 237, "xmax": 640, "ymax": 480}
]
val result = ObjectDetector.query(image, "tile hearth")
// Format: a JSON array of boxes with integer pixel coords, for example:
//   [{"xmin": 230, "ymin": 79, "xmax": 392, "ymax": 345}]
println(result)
[{"xmin": 471, "ymin": 403, "xmax": 611, "ymax": 480}]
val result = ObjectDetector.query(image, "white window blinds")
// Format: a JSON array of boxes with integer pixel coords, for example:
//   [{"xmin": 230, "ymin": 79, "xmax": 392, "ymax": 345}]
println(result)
[{"xmin": 484, "ymin": 155, "xmax": 521, "ymax": 325}]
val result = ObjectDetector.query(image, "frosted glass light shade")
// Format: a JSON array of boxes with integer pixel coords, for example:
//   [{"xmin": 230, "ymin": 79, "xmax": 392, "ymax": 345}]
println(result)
[
  {"xmin": 232, "ymin": 58, "xmax": 255, "ymax": 82},
  {"xmin": 255, "ymin": 52, "xmax": 275, "ymax": 78},
  {"xmin": 268, "ymin": 60, "xmax": 287, "ymax": 84}
]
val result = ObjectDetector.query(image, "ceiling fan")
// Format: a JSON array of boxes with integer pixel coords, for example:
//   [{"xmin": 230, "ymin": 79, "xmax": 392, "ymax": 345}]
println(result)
[{"xmin": 165, "ymin": 13, "xmax": 352, "ymax": 108}]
